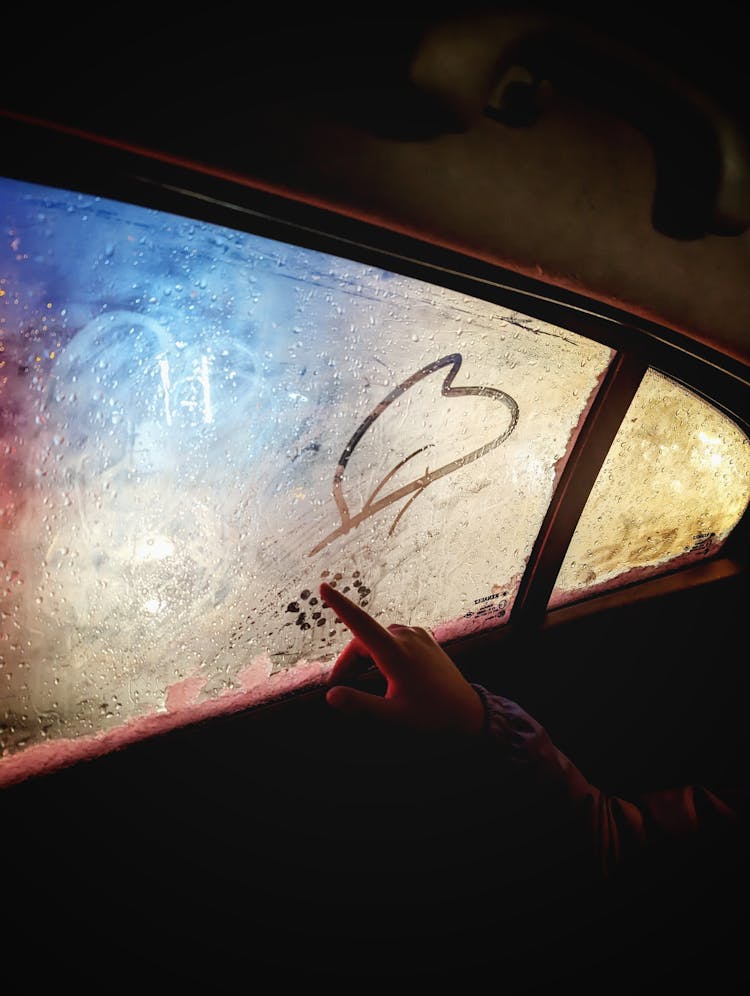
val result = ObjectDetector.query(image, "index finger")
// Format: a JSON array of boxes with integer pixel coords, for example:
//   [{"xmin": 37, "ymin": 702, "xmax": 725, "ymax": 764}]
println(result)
[{"xmin": 320, "ymin": 582, "xmax": 396, "ymax": 664}]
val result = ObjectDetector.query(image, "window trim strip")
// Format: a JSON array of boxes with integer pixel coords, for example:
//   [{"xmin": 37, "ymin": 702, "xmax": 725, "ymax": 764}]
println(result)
[{"xmin": 511, "ymin": 351, "xmax": 648, "ymax": 627}]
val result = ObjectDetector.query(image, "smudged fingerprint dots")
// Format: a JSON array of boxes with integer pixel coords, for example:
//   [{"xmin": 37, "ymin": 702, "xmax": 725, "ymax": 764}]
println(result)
[
  {"xmin": 285, "ymin": 569, "xmax": 371, "ymax": 636},
  {"xmin": 690, "ymin": 530, "xmax": 715, "ymax": 555}
]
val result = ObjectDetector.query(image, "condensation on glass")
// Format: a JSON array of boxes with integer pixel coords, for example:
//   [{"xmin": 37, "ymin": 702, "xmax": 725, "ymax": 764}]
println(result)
[
  {"xmin": 0, "ymin": 177, "xmax": 612, "ymax": 779},
  {"xmin": 551, "ymin": 369, "xmax": 750, "ymax": 608}
]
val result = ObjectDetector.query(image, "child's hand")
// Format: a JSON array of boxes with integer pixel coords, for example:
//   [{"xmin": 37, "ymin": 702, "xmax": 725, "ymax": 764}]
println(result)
[{"xmin": 321, "ymin": 581, "xmax": 484, "ymax": 736}]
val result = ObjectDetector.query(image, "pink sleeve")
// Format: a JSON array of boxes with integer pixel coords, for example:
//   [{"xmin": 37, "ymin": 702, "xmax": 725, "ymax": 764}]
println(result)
[{"xmin": 473, "ymin": 684, "xmax": 743, "ymax": 878}]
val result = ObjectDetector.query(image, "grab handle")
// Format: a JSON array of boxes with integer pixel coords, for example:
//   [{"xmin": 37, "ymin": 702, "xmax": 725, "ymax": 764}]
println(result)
[{"xmin": 410, "ymin": 12, "xmax": 750, "ymax": 239}]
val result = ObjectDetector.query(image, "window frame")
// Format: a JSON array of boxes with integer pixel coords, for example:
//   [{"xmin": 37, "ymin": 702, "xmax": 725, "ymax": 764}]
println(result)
[{"xmin": 2, "ymin": 109, "xmax": 749, "ymax": 655}]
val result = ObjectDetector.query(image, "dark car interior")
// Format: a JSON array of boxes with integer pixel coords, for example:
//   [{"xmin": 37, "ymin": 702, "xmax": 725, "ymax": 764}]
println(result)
[{"xmin": 2, "ymin": 4, "xmax": 749, "ymax": 989}]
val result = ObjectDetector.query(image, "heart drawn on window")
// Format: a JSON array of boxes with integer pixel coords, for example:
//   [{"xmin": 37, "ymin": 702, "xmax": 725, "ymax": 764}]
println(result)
[{"xmin": 308, "ymin": 353, "xmax": 519, "ymax": 556}]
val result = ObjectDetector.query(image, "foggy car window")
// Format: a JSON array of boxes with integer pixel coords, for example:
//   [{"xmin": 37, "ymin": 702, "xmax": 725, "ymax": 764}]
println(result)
[
  {"xmin": 552, "ymin": 369, "xmax": 750, "ymax": 607},
  {"xmin": 7, "ymin": 174, "xmax": 747, "ymax": 785}
]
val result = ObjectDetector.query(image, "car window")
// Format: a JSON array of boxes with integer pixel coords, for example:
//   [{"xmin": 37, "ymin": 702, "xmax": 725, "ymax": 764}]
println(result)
[
  {"xmin": 551, "ymin": 369, "xmax": 750, "ymax": 607},
  {"xmin": 1, "ymin": 174, "xmax": 748, "ymax": 782}
]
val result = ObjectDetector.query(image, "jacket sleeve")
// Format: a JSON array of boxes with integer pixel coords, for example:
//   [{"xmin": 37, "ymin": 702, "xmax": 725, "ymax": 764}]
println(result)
[{"xmin": 472, "ymin": 683, "xmax": 745, "ymax": 879}]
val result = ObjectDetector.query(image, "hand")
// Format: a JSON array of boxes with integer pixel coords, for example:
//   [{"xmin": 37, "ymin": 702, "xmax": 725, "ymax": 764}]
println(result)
[{"xmin": 321, "ymin": 581, "xmax": 485, "ymax": 736}]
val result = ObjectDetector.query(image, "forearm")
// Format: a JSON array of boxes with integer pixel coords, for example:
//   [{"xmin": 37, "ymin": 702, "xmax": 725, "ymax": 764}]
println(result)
[{"xmin": 473, "ymin": 684, "xmax": 743, "ymax": 878}]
